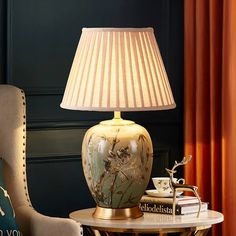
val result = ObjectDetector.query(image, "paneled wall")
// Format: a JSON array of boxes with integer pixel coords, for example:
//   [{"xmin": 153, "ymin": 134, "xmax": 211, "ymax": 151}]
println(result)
[
  {"xmin": 0, "ymin": 0, "xmax": 6, "ymax": 83},
  {"xmin": 0, "ymin": 0, "xmax": 183, "ymax": 217}
]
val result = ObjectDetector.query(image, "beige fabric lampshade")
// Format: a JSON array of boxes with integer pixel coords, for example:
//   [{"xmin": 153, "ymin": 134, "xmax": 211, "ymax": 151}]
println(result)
[{"xmin": 61, "ymin": 27, "xmax": 176, "ymax": 111}]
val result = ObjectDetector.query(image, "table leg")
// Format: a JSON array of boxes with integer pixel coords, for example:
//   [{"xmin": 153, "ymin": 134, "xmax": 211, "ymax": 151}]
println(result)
[
  {"xmin": 180, "ymin": 228, "xmax": 210, "ymax": 236},
  {"xmin": 159, "ymin": 233, "xmax": 168, "ymax": 236},
  {"xmin": 93, "ymin": 229, "xmax": 116, "ymax": 236},
  {"xmin": 194, "ymin": 228, "xmax": 210, "ymax": 236},
  {"xmin": 89, "ymin": 229, "xmax": 122, "ymax": 236},
  {"xmin": 180, "ymin": 232, "xmax": 193, "ymax": 236},
  {"xmin": 83, "ymin": 225, "xmax": 211, "ymax": 236}
]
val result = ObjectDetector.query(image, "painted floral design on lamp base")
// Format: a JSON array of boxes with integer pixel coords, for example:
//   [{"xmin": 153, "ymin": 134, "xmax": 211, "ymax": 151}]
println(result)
[{"xmin": 82, "ymin": 119, "xmax": 153, "ymax": 219}]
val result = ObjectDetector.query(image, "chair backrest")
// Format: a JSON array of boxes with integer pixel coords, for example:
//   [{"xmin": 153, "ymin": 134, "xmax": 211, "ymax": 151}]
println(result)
[{"xmin": 0, "ymin": 85, "xmax": 31, "ymax": 211}]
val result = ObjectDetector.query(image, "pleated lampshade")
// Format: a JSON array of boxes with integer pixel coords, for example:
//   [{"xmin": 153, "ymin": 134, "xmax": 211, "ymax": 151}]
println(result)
[{"xmin": 61, "ymin": 27, "xmax": 176, "ymax": 111}]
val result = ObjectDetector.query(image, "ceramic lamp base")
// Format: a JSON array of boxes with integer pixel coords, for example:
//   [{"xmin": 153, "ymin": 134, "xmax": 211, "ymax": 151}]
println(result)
[
  {"xmin": 93, "ymin": 205, "xmax": 143, "ymax": 220},
  {"xmin": 82, "ymin": 114, "xmax": 153, "ymax": 220}
]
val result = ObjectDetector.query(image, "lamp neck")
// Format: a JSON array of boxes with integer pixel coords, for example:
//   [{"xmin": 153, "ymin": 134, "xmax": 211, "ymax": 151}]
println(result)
[
  {"xmin": 100, "ymin": 111, "xmax": 134, "ymax": 126},
  {"xmin": 113, "ymin": 111, "xmax": 122, "ymax": 120}
]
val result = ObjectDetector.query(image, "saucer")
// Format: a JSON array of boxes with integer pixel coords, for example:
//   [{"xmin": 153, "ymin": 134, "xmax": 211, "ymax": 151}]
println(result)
[{"xmin": 145, "ymin": 189, "xmax": 183, "ymax": 198}]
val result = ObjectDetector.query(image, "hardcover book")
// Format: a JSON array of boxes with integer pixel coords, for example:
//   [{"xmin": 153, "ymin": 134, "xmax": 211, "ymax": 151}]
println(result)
[
  {"xmin": 139, "ymin": 202, "xmax": 208, "ymax": 215},
  {"xmin": 141, "ymin": 195, "xmax": 200, "ymax": 205}
]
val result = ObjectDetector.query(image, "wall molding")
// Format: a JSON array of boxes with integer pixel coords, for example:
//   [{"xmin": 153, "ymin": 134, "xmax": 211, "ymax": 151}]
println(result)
[
  {"xmin": 6, "ymin": 0, "xmax": 12, "ymax": 84},
  {"xmin": 27, "ymin": 119, "xmax": 182, "ymax": 129},
  {"xmin": 24, "ymin": 87, "xmax": 64, "ymax": 96},
  {"xmin": 26, "ymin": 150, "xmax": 165, "ymax": 163},
  {"xmin": 26, "ymin": 155, "xmax": 81, "ymax": 163},
  {"xmin": 26, "ymin": 149, "xmax": 171, "ymax": 179},
  {"xmin": 0, "ymin": 0, "xmax": 6, "ymax": 83}
]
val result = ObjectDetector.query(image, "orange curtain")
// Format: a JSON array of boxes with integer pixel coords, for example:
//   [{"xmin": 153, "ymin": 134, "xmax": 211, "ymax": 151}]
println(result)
[{"xmin": 184, "ymin": 0, "xmax": 236, "ymax": 236}]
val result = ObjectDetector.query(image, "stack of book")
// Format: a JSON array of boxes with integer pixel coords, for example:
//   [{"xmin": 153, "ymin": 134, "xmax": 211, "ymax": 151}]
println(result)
[{"xmin": 139, "ymin": 195, "xmax": 208, "ymax": 215}]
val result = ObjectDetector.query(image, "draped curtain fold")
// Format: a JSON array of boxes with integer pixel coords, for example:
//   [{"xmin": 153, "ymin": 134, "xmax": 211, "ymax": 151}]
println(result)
[{"xmin": 184, "ymin": 0, "xmax": 236, "ymax": 235}]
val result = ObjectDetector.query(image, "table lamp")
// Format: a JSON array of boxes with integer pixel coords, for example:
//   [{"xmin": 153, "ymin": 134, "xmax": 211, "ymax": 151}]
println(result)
[{"xmin": 61, "ymin": 28, "xmax": 176, "ymax": 220}]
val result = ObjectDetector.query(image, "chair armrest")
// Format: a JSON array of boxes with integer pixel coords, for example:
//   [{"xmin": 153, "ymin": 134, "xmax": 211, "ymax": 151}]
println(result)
[{"xmin": 16, "ymin": 206, "xmax": 82, "ymax": 236}]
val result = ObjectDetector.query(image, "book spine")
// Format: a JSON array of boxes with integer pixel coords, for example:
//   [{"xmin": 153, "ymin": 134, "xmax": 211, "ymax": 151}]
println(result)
[
  {"xmin": 139, "ymin": 202, "xmax": 181, "ymax": 215},
  {"xmin": 141, "ymin": 195, "xmax": 199, "ymax": 205}
]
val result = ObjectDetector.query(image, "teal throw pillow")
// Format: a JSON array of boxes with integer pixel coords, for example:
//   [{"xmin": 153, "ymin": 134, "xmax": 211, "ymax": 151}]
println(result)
[{"xmin": 0, "ymin": 158, "xmax": 23, "ymax": 235}]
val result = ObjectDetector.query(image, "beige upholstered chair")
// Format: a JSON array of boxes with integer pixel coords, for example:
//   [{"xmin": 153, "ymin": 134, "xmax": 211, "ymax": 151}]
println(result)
[{"xmin": 0, "ymin": 85, "xmax": 82, "ymax": 236}]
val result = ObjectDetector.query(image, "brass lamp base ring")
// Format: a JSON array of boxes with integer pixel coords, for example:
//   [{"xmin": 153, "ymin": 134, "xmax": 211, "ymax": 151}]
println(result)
[{"xmin": 93, "ymin": 206, "xmax": 143, "ymax": 220}]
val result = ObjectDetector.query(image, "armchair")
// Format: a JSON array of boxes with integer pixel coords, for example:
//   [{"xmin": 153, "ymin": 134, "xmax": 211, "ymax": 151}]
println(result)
[{"xmin": 0, "ymin": 85, "xmax": 82, "ymax": 236}]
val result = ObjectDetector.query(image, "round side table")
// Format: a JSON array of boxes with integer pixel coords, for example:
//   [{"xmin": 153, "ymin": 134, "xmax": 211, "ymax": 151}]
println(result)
[{"xmin": 69, "ymin": 208, "xmax": 223, "ymax": 236}]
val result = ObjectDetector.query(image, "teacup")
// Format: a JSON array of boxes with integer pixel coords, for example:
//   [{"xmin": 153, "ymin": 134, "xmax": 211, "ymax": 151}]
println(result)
[{"xmin": 152, "ymin": 177, "xmax": 185, "ymax": 194}]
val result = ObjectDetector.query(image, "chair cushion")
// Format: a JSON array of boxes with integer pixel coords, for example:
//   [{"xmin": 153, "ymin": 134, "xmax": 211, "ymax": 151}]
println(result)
[{"xmin": 0, "ymin": 158, "xmax": 22, "ymax": 235}]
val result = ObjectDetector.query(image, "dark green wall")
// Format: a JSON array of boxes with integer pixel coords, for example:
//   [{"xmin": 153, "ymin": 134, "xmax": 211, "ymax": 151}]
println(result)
[
  {"xmin": 0, "ymin": 0, "xmax": 6, "ymax": 83},
  {"xmin": 0, "ymin": 0, "xmax": 184, "ymax": 217}
]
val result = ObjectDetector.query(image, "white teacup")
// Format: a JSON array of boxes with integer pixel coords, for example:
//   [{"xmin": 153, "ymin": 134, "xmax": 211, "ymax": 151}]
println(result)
[{"xmin": 152, "ymin": 177, "xmax": 185, "ymax": 194}]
